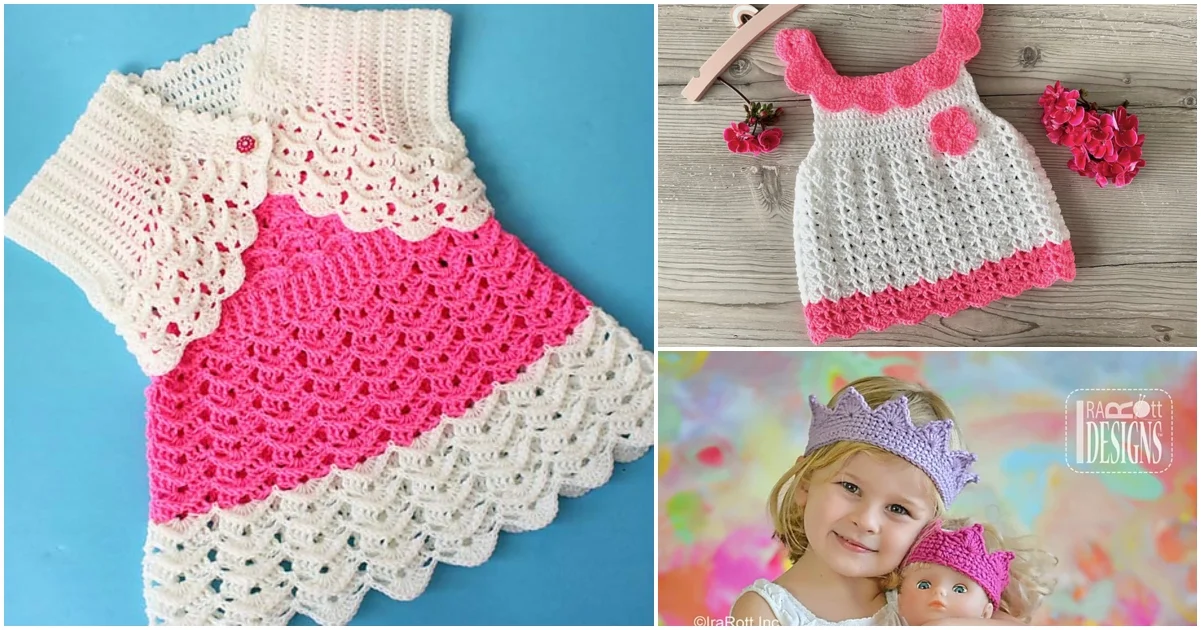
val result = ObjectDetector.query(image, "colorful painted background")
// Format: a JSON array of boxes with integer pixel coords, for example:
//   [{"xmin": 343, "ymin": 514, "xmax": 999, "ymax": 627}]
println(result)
[{"xmin": 658, "ymin": 351, "xmax": 1197, "ymax": 625}]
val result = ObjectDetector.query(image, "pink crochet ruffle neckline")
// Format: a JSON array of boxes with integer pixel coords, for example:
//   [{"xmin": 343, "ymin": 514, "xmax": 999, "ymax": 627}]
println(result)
[{"xmin": 775, "ymin": 4, "xmax": 984, "ymax": 113}]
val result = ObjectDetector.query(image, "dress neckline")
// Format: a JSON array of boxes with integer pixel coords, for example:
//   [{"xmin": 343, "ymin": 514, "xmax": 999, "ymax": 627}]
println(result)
[{"xmin": 774, "ymin": 4, "xmax": 984, "ymax": 114}]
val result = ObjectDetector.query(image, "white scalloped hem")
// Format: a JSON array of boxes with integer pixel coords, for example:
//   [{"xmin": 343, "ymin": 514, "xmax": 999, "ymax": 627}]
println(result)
[{"xmin": 141, "ymin": 307, "xmax": 652, "ymax": 625}]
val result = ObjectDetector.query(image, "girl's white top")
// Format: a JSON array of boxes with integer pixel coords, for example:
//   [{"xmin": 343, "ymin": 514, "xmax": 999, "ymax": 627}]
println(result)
[{"xmin": 736, "ymin": 580, "xmax": 904, "ymax": 626}]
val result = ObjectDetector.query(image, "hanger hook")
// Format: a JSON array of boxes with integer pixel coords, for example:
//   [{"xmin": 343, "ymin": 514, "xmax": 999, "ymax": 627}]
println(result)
[{"xmin": 731, "ymin": 4, "xmax": 759, "ymax": 28}]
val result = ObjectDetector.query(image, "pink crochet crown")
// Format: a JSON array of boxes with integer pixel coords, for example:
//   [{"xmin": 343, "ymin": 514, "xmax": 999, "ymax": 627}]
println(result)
[
  {"xmin": 904, "ymin": 522, "xmax": 1015, "ymax": 607},
  {"xmin": 806, "ymin": 387, "xmax": 978, "ymax": 505}
]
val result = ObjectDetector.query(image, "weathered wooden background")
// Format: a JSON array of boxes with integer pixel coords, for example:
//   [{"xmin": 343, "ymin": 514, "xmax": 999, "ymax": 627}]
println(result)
[{"xmin": 658, "ymin": 4, "xmax": 1198, "ymax": 346}]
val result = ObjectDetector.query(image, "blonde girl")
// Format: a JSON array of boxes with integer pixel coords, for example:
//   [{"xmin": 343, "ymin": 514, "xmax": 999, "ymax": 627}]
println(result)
[{"xmin": 729, "ymin": 376, "xmax": 983, "ymax": 626}]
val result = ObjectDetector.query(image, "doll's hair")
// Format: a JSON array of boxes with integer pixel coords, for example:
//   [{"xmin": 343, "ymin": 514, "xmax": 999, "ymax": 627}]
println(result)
[
  {"xmin": 883, "ymin": 517, "xmax": 1059, "ymax": 623},
  {"xmin": 768, "ymin": 376, "xmax": 967, "ymax": 564}
]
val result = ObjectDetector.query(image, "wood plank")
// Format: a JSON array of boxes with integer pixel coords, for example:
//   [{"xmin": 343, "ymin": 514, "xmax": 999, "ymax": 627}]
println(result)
[{"xmin": 658, "ymin": 4, "xmax": 1198, "ymax": 347}]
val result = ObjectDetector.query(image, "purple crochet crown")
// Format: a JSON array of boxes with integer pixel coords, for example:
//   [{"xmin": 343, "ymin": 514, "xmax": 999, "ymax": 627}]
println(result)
[
  {"xmin": 805, "ymin": 386, "xmax": 979, "ymax": 505},
  {"xmin": 904, "ymin": 522, "xmax": 1015, "ymax": 607}
]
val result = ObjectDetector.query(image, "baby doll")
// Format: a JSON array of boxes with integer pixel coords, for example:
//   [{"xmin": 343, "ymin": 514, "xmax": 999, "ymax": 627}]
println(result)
[{"xmin": 879, "ymin": 518, "xmax": 1056, "ymax": 626}]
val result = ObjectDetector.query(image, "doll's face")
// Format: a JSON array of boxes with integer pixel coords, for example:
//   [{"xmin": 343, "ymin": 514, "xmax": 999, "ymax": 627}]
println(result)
[{"xmin": 897, "ymin": 563, "xmax": 993, "ymax": 625}]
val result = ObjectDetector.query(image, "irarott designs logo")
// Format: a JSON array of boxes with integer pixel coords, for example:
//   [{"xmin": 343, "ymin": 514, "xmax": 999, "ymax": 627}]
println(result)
[{"xmin": 1065, "ymin": 389, "xmax": 1173, "ymax": 473}]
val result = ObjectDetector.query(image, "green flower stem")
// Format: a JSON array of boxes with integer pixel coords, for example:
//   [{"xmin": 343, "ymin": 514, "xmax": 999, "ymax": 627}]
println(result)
[
  {"xmin": 718, "ymin": 77, "xmax": 753, "ymax": 107},
  {"xmin": 718, "ymin": 78, "xmax": 766, "ymax": 135},
  {"xmin": 1077, "ymin": 89, "xmax": 1131, "ymax": 115}
]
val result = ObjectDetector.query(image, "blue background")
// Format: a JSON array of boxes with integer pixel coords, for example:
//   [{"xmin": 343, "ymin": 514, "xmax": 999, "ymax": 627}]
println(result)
[{"xmin": 4, "ymin": 4, "xmax": 653, "ymax": 626}]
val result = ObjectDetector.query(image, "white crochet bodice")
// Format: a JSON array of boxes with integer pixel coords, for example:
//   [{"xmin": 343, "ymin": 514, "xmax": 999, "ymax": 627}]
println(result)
[
  {"xmin": 792, "ymin": 67, "xmax": 1070, "ymax": 305},
  {"xmin": 5, "ymin": 5, "xmax": 490, "ymax": 375}
]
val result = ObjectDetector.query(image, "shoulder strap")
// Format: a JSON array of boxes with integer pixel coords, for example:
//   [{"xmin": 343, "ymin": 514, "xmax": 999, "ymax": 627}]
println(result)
[{"xmin": 937, "ymin": 4, "xmax": 985, "ymax": 61}]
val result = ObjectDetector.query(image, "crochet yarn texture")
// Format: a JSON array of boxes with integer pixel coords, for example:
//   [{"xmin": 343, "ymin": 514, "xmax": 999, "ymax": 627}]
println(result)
[
  {"xmin": 736, "ymin": 580, "xmax": 901, "ymax": 626},
  {"xmin": 806, "ymin": 387, "xmax": 978, "ymax": 505},
  {"xmin": 904, "ymin": 522, "xmax": 1016, "ymax": 607},
  {"xmin": 775, "ymin": 5, "xmax": 1076, "ymax": 343},
  {"xmin": 4, "ymin": 5, "xmax": 652, "ymax": 626}
]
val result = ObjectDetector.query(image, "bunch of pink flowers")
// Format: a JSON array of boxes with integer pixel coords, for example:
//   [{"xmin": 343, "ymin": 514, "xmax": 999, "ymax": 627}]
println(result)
[
  {"xmin": 1039, "ymin": 81, "xmax": 1146, "ymax": 188},
  {"xmin": 723, "ymin": 100, "xmax": 783, "ymax": 155},
  {"xmin": 724, "ymin": 121, "xmax": 782, "ymax": 155}
]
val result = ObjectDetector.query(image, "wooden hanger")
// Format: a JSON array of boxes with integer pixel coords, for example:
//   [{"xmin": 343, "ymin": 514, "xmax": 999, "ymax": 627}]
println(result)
[{"xmin": 681, "ymin": 4, "xmax": 801, "ymax": 102}]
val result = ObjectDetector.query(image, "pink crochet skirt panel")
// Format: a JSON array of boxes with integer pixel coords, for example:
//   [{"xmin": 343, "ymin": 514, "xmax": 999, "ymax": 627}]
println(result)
[{"xmin": 145, "ymin": 194, "xmax": 592, "ymax": 523}]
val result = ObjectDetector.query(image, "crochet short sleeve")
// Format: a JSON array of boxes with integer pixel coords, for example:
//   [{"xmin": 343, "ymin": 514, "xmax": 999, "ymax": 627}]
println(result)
[
  {"xmin": 4, "ymin": 6, "xmax": 488, "ymax": 375},
  {"xmin": 4, "ymin": 69, "xmax": 271, "ymax": 375}
]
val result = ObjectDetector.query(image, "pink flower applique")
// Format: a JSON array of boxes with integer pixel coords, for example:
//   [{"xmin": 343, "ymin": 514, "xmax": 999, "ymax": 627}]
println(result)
[{"xmin": 930, "ymin": 106, "xmax": 978, "ymax": 156}]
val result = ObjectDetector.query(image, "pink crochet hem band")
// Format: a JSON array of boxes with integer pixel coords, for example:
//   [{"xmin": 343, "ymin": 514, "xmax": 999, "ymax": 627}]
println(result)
[{"xmin": 803, "ymin": 239, "xmax": 1077, "ymax": 344}]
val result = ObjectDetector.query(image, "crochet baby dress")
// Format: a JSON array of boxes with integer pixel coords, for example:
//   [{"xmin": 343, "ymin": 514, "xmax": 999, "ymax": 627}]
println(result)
[
  {"xmin": 774, "ymin": 4, "xmax": 1076, "ymax": 344},
  {"xmin": 4, "ymin": 5, "xmax": 652, "ymax": 625}
]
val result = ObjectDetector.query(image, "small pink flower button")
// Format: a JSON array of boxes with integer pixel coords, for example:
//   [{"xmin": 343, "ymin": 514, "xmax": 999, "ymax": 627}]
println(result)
[
  {"xmin": 930, "ymin": 106, "xmax": 978, "ymax": 156},
  {"xmin": 235, "ymin": 134, "xmax": 257, "ymax": 154}
]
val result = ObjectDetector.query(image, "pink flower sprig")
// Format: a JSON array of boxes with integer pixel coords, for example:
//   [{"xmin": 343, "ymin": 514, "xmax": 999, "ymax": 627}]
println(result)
[
  {"xmin": 719, "ymin": 78, "xmax": 784, "ymax": 155},
  {"xmin": 1039, "ymin": 81, "xmax": 1146, "ymax": 188}
]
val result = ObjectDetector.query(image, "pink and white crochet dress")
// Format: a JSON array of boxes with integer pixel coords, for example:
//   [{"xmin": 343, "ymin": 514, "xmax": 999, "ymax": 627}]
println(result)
[
  {"xmin": 775, "ymin": 4, "xmax": 1076, "ymax": 344},
  {"xmin": 4, "ymin": 5, "xmax": 652, "ymax": 625}
]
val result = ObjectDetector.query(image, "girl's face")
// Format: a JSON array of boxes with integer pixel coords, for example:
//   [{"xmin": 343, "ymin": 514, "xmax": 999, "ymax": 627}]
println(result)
[
  {"xmin": 897, "ymin": 563, "xmax": 993, "ymax": 625},
  {"xmin": 797, "ymin": 451, "xmax": 936, "ymax": 578}
]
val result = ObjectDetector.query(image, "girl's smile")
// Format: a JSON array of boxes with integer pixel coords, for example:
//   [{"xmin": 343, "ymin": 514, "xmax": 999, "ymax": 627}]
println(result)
[{"xmin": 833, "ymin": 531, "xmax": 876, "ymax": 553}]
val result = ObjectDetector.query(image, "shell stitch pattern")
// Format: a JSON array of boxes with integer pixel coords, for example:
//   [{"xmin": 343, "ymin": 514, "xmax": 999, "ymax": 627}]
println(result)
[
  {"xmin": 803, "ymin": 239, "xmax": 1076, "ymax": 343},
  {"xmin": 791, "ymin": 81, "xmax": 1072, "ymax": 306},
  {"xmin": 4, "ymin": 7, "xmax": 657, "ymax": 625},
  {"xmin": 775, "ymin": 4, "xmax": 984, "ymax": 114},
  {"xmin": 267, "ymin": 105, "xmax": 492, "ymax": 241},
  {"xmin": 127, "ymin": 154, "xmax": 267, "ymax": 375},
  {"xmin": 4, "ymin": 73, "xmax": 272, "ymax": 376},
  {"xmin": 142, "ymin": 308, "xmax": 653, "ymax": 626},
  {"xmin": 144, "ymin": 195, "xmax": 594, "ymax": 522},
  {"xmin": 6, "ymin": 8, "xmax": 499, "ymax": 377}
]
